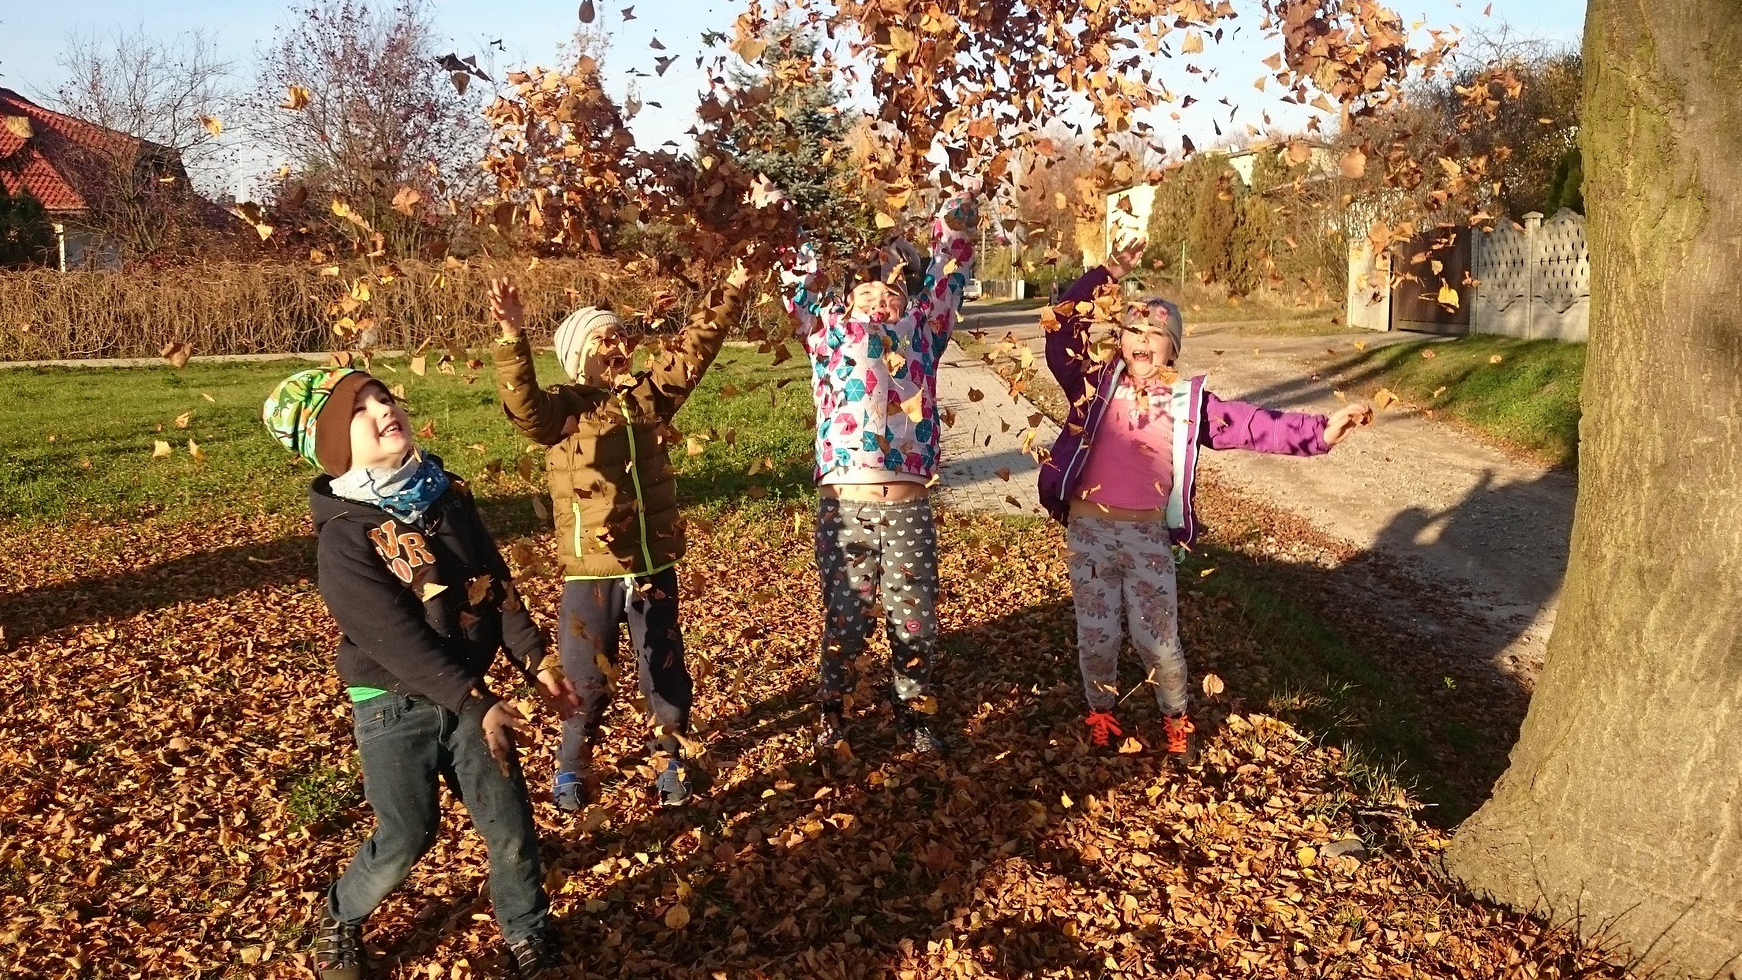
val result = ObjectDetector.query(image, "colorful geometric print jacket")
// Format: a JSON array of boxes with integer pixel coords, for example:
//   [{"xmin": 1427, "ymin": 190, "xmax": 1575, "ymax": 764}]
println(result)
[
  {"xmin": 1038, "ymin": 266, "xmax": 1331, "ymax": 545},
  {"xmin": 493, "ymin": 280, "xmax": 745, "ymax": 579},
  {"xmin": 786, "ymin": 191, "xmax": 979, "ymax": 484},
  {"xmin": 310, "ymin": 474, "xmax": 551, "ymax": 719}
]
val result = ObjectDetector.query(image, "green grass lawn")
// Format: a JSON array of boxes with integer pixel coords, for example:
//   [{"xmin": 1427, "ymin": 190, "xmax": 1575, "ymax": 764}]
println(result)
[
  {"xmin": 0, "ymin": 346, "xmax": 813, "ymax": 524},
  {"xmin": 1324, "ymin": 334, "xmax": 1586, "ymax": 468}
]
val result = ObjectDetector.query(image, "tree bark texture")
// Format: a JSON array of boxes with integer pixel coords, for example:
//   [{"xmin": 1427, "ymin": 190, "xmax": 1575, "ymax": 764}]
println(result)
[{"xmin": 1446, "ymin": 2, "xmax": 1742, "ymax": 977}]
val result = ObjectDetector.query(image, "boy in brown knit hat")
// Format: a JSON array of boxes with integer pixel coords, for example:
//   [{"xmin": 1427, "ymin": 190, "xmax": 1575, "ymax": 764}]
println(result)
[{"xmin": 263, "ymin": 366, "xmax": 579, "ymax": 979}]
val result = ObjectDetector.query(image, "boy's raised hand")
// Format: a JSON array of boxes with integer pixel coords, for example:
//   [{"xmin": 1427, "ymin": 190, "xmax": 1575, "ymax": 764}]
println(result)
[
  {"xmin": 489, "ymin": 278, "xmax": 524, "ymax": 340},
  {"xmin": 536, "ymin": 668, "xmax": 583, "ymax": 720},
  {"xmin": 1106, "ymin": 234, "xmax": 1148, "ymax": 279},
  {"xmin": 482, "ymin": 700, "xmax": 531, "ymax": 774},
  {"xmin": 1325, "ymin": 403, "xmax": 1374, "ymax": 446}
]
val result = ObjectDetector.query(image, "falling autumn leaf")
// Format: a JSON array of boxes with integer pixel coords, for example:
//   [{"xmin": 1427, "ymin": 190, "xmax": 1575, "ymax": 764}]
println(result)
[
  {"xmin": 3, "ymin": 116, "xmax": 32, "ymax": 139},
  {"xmin": 1339, "ymin": 147, "xmax": 1367, "ymax": 179},
  {"xmin": 199, "ymin": 115, "xmax": 223, "ymax": 137},
  {"xmin": 187, "ymin": 438, "xmax": 206, "ymax": 461},
  {"xmin": 465, "ymin": 575, "xmax": 493, "ymax": 606},
  {"xmin": 579, "ymin": 0, "xmax": 596, "ymax": 22},
  {"xmin": 160, "ymin": 342, "xmax": 192, "ymax": 368},
  {"xmin": 279, "ymin": 85, "xmax": 311, "ymax": 111},
  {"xmin": 174, "ymin": 412, "xmax": 194, "ymax": 429},
  {"xmin": 1202, "ymin": 673, "xmax": 1226, "ymax": 696},
  {"xmin": 1374, "ymin": 388, "xmax": 1399, "ymax": 410},
  {"xmin": 152, "ymin": 440, "xmax": 172, "ymax": 459},
  {"xmin": 1490, "ymin": 354, "xmax": 1505, "ymax": 364}
]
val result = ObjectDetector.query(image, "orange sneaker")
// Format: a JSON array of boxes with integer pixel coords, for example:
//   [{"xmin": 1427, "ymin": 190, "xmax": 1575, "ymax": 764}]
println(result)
[
  {"xmin": 1162, "ymin": 713, "xmax": 1199, "ymax": 765},
  {"xmin": 1084, "ymin": 710, "xmax": 1122, "ymax": 748}
]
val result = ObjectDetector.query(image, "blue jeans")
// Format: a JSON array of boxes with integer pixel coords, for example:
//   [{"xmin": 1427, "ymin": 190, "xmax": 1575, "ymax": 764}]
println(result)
[
  {"xmin": 326, "ymin": 694, "xmax": 548, "ymax": 944},
  {"xmin": 556, "ymin": 568, "xmax": 692, "ymax": 775}
]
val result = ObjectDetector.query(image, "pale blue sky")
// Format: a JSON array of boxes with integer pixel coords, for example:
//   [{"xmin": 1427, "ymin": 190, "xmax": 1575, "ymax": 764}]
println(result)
[{"xmin": 0, "ymin": 0, "xmax": 1587, "ymax": 196}]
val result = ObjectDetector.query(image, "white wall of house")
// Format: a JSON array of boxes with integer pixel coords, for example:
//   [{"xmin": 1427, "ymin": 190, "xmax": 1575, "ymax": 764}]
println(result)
[
  {"xmin": 1102, "ymin": 183, "xmax": 1157, "ymax": 263},
  {"xmin": 53, "ymin": 221, "xmax": 123, "ymax": 272}
]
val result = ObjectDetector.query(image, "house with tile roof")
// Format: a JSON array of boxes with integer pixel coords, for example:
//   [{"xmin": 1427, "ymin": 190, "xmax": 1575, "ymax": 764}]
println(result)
[{"xmin": 1, "ymin": 86, "xmax": 224, "ymax": 269}]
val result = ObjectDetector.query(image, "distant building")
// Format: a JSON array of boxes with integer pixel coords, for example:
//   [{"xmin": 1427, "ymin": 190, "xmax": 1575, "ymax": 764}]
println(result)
[
  {"xmin": 1100, "ymin": 140, "xmax": 1338, "ymax": 266},
  {"xmin": 0, "ymin": 87, "xmax": 232, "ymax": 270}
]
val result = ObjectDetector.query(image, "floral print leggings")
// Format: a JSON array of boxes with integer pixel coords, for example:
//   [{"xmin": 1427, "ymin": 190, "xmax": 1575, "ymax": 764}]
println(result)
[{"xmin": 1065, "ymin": 517, "xmax": 1189, "ymax": 715}]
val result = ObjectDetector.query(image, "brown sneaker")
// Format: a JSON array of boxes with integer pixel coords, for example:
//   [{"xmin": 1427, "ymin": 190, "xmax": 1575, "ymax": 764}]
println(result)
[{"xmin": 313, "ymin": 914, "xmax": 365, "ymax": 980}]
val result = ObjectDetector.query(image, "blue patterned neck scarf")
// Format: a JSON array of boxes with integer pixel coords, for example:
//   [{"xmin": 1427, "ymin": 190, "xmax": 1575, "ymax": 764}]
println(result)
[{"xmin": 329, "ymin": 450, "xmax": 451, "ymax": 526}]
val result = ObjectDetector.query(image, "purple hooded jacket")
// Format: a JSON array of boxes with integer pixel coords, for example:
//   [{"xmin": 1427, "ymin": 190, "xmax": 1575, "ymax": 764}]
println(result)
[{"xmin": 1037, "ymin": 266, "xmax": 1331, "ymax": 544}]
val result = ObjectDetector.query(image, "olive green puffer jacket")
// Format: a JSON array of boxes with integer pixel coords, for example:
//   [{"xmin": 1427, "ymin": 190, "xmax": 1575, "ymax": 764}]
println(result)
[{"xmin": 494, "ymin": 280, "xmax": 745, "ymax": 578}]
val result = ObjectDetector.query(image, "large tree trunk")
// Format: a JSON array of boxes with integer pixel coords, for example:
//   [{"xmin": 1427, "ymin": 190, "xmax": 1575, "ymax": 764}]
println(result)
[{"xmin": 1445, "ymin": 2, "xmax": 1742, "ymax": 976}]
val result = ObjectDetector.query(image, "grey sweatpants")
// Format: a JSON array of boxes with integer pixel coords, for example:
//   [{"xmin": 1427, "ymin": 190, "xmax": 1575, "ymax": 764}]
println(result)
[
  {"xmin": 1065, "ymin": 517, "xmax": 1189, "ymax": 715},
  {"xmin": 815, "ymin": 497, "xmax": 939, "ymax": 707}
]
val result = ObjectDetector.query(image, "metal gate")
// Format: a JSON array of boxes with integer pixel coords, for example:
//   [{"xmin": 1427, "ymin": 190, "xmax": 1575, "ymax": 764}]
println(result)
[{"xmin": 1389, "ymin": 227, "xmax": 1472, "ymax": 335}]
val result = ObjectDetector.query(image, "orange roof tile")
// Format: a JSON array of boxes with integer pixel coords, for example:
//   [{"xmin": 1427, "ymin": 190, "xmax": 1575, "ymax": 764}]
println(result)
[{"xmin": 0, "ymin": 86, "xmax": 149, "ymax": 213}]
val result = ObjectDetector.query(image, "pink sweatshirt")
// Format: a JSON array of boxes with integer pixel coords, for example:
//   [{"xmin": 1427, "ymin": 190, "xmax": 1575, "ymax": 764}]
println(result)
[{"xmin": 1077, "ymin": 381, "xmax": 1176, "ymax": 510}]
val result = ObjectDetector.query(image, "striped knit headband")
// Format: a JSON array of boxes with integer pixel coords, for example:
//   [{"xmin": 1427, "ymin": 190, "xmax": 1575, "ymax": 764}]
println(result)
[{"xmin": 553, "ymin": 306, "xmax": 623, "ymax": 382}]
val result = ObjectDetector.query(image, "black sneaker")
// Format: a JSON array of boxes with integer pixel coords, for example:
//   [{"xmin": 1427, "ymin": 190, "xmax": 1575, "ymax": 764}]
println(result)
[
  {"xmin": 1163, "ymin": 713, "xmax": 1200, "ymax": 767},
  {"xmin": 894, "ymin": 700, "xmax": 945, "ymax": 755},
  {"xmin": 507, "ymin": 931, "xmax": 563, "ymax": 978},
  {"xmin": 313, "ymin": 914, "xmax": 365, "ymax": 980},
  {"xmin": 814, "ymin": 701, "xmax": 848, "ymax": 756}
]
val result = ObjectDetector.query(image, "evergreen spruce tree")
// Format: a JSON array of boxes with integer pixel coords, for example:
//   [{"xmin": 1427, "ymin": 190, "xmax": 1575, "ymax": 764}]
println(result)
[{"xmin": 723, "ymin": 29, "xmax": 859, "ymax": 250}]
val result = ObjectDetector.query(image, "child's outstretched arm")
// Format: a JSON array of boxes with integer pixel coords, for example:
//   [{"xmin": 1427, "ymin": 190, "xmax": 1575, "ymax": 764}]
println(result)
[
  {"xmin": 1201, "ymin": 395, "xmax": 1372, "ymax": 455},
  {"xmin": 779, "ymin": 238, "xmax": 837, "ymax": 337},
  {"xmin": 1045, "ymin": 234, "xmax": 1145, "ymax": 402},
  {"xmin": 916, "ymin": 177, "xmax": 983, "ymax": 344},
  {"xmin": 649, "ymin": 260, "xmax": 751, "ymax": 416},
  {"xmin": 488, "ymin": 278, "xmax": 607, "ymax": 445}
]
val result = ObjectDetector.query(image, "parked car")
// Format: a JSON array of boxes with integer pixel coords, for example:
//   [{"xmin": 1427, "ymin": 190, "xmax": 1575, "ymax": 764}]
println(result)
[{"xmin": 962, "ymin": 277, "xmax": 983, "ymax": 301}]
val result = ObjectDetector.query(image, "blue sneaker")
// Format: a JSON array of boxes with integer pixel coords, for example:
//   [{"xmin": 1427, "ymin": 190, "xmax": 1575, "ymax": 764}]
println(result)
[
  {"xmin": 655, "ymin": 755, "xmax": 693, "ymax": 808},
  {"xmin": 552, "ymin": 771, "xmax": 587, "ymax": 813}
]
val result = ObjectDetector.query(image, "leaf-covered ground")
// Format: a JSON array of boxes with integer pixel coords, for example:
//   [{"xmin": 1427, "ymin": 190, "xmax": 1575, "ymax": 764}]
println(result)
[{"xmin": 0, "ymin": 355, "xmax": 1632, "ymax": 979}]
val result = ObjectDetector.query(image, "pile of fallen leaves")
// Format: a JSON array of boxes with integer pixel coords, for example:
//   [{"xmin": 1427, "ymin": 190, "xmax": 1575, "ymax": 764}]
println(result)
[{"xmin": 0, "ymin": 498, "xmax": 1632, "ymax": 978}]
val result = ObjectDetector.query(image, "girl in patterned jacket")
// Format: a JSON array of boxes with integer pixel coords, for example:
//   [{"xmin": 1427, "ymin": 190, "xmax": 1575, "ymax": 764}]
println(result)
[{"xmin": 784, "ymin": 177, "xmax": 981, "ymax": 756}]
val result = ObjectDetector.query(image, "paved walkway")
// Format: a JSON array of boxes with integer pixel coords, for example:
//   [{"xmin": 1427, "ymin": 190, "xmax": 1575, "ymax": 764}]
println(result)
[{"xmin": 933, "ymin": 348, "xmax": 1059, "ymax": 517}]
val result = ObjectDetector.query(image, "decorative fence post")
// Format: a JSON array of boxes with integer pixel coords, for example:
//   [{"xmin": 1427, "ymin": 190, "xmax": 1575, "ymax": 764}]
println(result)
[{"xmin": 1523, "ymin": 211, "xmax": 1544, "ymax": 339}]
